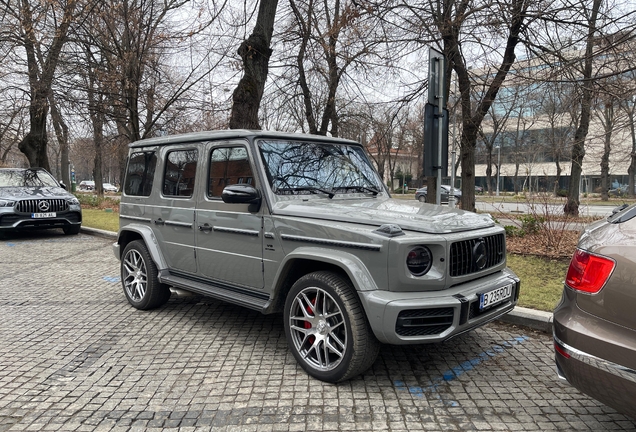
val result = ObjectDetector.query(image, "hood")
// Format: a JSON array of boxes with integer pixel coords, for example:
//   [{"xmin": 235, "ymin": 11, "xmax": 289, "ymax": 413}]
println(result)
[
  {"xmin": 272, "ymin": 196, "xmax": 495, "ymax": 234},
  {"xmin": 0, "ymin": 186, "xmax": 73, "ymax": 200}
]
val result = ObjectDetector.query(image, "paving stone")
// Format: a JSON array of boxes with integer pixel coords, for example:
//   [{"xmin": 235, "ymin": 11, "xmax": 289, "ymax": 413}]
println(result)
[{"xmin": 0, "ymin": 232, "xmax": 635, "ymax": 431}]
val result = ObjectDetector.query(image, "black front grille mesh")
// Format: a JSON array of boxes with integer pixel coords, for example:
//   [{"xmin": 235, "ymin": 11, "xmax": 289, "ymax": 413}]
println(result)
[
  {"xmin": 16, "ymin": 199, "xmax": 69, "ymax": 213},
  {"xmin": 450, "ymin": 234, "xmax": 505, "ymax": 277},
  {"xmin": 395, "ymin": 308, "xmax": 454, "ymax": 336}
]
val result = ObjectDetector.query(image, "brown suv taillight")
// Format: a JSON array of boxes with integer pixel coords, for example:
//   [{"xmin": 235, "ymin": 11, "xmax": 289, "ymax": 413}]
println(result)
[{"xmin": 565, "ymin": 248, "xmax": 615, "ymax": 294}]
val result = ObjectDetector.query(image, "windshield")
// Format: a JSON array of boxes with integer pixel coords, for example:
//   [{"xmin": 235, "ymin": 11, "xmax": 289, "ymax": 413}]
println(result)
[
  {"xmin": 258, "ymin": 140, "xmax": 383, "ymax": 196},
  {"xmin": 0, "ymin": 169, "xmax": 59, "ymax": 188}
]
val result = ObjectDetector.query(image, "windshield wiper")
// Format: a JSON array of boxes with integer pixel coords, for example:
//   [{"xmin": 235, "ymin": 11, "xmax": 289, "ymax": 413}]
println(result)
[
  {"xmin": 335, "ymin": 185, "xmax": 381, "ymax": 196},
  {"xmin": 277, "ymin": 187, "xmax": 335, "ymax": 199}
]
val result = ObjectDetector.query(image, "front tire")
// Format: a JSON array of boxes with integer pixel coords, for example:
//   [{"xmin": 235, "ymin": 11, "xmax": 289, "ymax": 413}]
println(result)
[
  {"xmin": 121, "ymin": 240, "xmax": 171, "ymax": 310},
  {"xmin": 418, "ymin": 195, "xmax": 426, "ymax": 202},
  {"xmin": 63, "ymin": 224, "xmax": 81, "ymax": 235},
  {"xmin": 284, "ymin": 271, "xmax": 380, "ymax": 383}
]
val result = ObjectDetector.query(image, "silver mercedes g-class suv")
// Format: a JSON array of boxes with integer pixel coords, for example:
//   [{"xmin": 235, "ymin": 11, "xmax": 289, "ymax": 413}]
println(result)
[{"xmin": 113, "ymin": 130, "xmax": 519, "ymax": 382}]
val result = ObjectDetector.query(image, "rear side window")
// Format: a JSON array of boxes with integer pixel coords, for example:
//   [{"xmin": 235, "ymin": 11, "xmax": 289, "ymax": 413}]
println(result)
[
  {"xmin": 163, "ymin": 149, "xmax": 198, "ymax": 197},
  {"xmin": 124, "ymin": 151, "xmax": 157, "ymax": 196},
  {"xmin": 208, "ymin": 147, "xmax": 254, "ymax": 198}
]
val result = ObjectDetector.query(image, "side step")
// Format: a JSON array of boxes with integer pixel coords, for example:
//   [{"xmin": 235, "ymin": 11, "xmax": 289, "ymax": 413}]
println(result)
[{"xmin": 159, "ymin": 271, "xmax": 269, "ymax": 312}]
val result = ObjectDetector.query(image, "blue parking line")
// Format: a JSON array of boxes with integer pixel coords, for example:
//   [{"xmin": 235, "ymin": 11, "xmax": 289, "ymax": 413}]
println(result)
[
  {"xmin": 394, "ymin": 335, "xmax": 529, "ymax": 406},
  {"xmin": 103, "ymin": 276, "xmax": 120, "ymax": 283}
]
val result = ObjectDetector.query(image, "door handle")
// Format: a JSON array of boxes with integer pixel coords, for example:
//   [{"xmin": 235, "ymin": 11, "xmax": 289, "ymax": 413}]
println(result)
[
  {"xmin": 198, "ymin": 224, "xmax": 212, "ymax": 232},
  {"xmin": 154, "ymin": 218, "xmax": 165, "ymax": 225}
]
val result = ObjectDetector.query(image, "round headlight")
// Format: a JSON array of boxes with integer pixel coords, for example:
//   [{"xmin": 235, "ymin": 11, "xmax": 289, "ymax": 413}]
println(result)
[{"xmin": 406, "ymin": 246, "xmax": 432, "ymax": 276}]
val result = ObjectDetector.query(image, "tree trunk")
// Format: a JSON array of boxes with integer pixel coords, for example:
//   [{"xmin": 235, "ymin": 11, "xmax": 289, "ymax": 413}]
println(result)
[
  {"xmin": 564, "ymin": 0, "xmax": 601, "ymax": 216},
  {"xmin": 229, "ymin": 0, "xmax": 279, "ymax": 129},
  {"xmin": 600, "ymin": 103, "xmax": 613, "ymax": 201},
  {"xmin": 18, "ymin": 95, "xmax": 50, "ymax": 171},
  {"xmin": 18, "ymin": 0, "xmax": 76, "ymax": 170},
  {"xmin": 628, "ymin": 106, "xmax": 636, "ymax": 198},
  {"xmin": 50, "ymin": 94, "xmax": 70, "ymax": 186}
]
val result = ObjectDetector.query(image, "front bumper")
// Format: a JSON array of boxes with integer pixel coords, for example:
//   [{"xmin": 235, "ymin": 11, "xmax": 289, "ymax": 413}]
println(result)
[
  {"xmin": 0, "ymin": 209, "xmax": 82, "ymax": 230},
  {"xmin": 359, "ymin": 268, "xmax": 519, "ymax": 345}
]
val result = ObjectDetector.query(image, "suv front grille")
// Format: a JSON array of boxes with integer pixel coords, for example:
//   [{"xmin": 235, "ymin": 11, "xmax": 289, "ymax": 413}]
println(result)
[
  {"xmin": 450, "ymin": 233, "xmax": 505, "ymax": 277},
  {"xmin": 16, "ymin": 199, "xmax": 69, "ymax": 213},
  {"xmin": 395, "ymin": 308, "xmax": 454, "ymax": 336}
]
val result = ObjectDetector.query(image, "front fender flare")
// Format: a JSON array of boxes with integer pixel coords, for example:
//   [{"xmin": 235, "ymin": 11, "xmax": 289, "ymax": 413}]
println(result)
[
  {"xmin": 276, "ymin": 247, "xmax": 380, "ymax": 292},
  {"xmin": 116, "ymin": 224, "xmax": 168, "ymax": 270}
]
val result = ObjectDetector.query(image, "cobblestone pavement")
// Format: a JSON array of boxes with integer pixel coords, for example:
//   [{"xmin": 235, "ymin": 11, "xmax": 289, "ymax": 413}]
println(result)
[{"xmin": 1, "ymin": 231, "xmax": 635, "ymax": 432}]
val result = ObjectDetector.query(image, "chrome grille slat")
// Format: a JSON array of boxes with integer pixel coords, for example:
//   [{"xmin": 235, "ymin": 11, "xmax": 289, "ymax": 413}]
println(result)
[
  {"xmin": 450, "ymin": 233, "xmax": 505, "ymax": 277},
  {"xmin": 16, "ymin": 199, "xmax": 68, "ymax": 213}
]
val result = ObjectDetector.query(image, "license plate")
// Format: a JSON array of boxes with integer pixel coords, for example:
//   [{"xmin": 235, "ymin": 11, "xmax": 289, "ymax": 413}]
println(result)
[
  {"xmin": 479, "ymin": 284, "xmax": 513, "ymax": 310},
  {"xmin": 32, "ymin": 212, "xmax": 56, "ymax": 218}
]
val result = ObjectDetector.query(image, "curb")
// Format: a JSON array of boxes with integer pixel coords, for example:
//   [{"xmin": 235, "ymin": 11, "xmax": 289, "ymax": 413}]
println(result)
[
  {"xmin": 80, "ymin": 226, "xmax": 117, "ymax": 240},
  {"xmin": 79, "ymin": 226, "xmax": 554, "ymax": 334},
  {"xmin": 498, "ymin": 306, "xmax": 553, "ymax": 334}
]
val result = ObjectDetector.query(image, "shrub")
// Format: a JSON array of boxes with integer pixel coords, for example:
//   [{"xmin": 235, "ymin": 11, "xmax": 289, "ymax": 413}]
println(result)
[
  {"xmin": 519, "ymin": 214, "xmax": 544, "ymax": 235},
  {"xmin": 504, "ymin": 225, "xmax": 521, "ymax": 237}
]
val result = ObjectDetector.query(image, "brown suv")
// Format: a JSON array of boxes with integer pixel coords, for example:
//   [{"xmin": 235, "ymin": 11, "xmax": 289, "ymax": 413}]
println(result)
[{"xmin": 553, "ymin": 204, "xmax": 636, "ymax": 419}]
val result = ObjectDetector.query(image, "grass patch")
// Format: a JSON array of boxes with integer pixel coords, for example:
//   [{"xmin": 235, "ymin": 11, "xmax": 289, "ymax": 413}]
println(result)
[
  {"xmin": 82, "ymin": 208, "xmax": 119, "ymax": 232},
  {"xmin": 507, "ymin": 254, "xmax": 569, "ymax": 311}
]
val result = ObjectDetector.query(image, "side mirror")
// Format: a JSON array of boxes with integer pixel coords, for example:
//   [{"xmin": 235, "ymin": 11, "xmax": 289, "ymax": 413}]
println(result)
[
  {"xmin": 222, "ymin": 184, "xmax": 262, "ymax": 211},
  {"xmin": 59, "ymin": 181, "xmax": 67, "ymax": 190}
]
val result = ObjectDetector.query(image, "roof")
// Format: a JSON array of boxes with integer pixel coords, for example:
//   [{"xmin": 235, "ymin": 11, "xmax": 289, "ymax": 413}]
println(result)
[{"xmin": 129, "ymin": 130, "xmax": 361, "ymax": 148}]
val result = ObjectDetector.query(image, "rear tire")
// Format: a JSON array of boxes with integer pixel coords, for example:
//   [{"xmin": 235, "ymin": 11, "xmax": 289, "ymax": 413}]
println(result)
[
  {"xmin": 121, "ymin": 240, "xmax": 171, "ymax": 310},
  {"xmin": 284, "ymin": 271, "xmax": 380, "ymax": 383}
]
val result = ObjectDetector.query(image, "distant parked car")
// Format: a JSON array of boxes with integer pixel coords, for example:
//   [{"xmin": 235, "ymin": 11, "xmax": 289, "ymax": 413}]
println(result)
[
  {"xmin": 0, "ymin": 167, "xmax": 82, "ymax": 235},
  {"xmin": 415, "ymin": 185, "xmax": 462, "ymax": 203},
  {"xmin": 553, "ymin": 204, "xmax": 636, "ymax": 419},
  {"xmin": 475, "ymin": 185, "xmax": 484, "ymax": 194},
  {"xmin": 103, "ymin": 183, "xmax": 118, "ymax": 193},
  {"xmin": 78, "ymin": 180, "xmax": 95, "ymax": 191}
]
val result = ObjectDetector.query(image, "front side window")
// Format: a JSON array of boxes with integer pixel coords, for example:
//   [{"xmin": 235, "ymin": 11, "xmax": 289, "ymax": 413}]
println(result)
[
  {"xmin": 124, "ymin": 151, "xmax": 157, "ymax": 197},
  {"xmin": 208, "ymin": 147, "xmax": 254, "ymax": 198},
  {"xmin": 163, "ymin": 149, "xmax": 198, "ymax": 197},
  {"xmin": 258, "ymin": 140, "xmax": 382, "ymax": 195}
]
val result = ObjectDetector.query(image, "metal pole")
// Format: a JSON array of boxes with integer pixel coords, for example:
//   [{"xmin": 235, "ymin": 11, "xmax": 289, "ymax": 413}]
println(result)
[
  {"xmin": 449, "ymin": 77, "xmax": 457, "ymax": 208},
  {"xmin": 435, "ymin": 58, "xmax": 443, "ymax": 205},
  {"xmin": 496, "ymin": 146, "xmax": 501, "ymax": 197}
]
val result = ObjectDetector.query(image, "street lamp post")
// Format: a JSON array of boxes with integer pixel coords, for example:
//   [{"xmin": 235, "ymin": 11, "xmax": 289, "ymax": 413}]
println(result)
[{"xmin": 495, "ymin": 145, "xmax": 501, "ymax": 197}]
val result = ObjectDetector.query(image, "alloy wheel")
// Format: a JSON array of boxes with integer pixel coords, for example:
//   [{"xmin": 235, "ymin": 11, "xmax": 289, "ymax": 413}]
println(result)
[
  {"xmin": 288, "ymin": 286, "xmax": 347, "ymax": 371},
  {"xmin": 122, "ymin": 249, "xmax": 147, "ymax": 302}
]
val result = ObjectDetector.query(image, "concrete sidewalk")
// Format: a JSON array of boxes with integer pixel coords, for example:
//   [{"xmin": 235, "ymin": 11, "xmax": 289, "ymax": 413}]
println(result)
[{"xmin": 84, "ymin": 226, "xmax": 554, "ymax": 335}]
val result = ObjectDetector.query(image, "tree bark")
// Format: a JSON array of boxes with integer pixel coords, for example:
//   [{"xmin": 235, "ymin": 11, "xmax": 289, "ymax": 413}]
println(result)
[
  {"xmin": 229, "ymin": 0, "xmax": 279, "ymax": 129},
  {"xmin": 564, "ymin": 0, "xmax": 602, "ymax": 216},
  {"xmin": 627, "ymin": 103, "xmax": 636, "ymax": 198},
  {"xmin": 49, "ymin": 94, "xmax": 70, "ymax": 186}
]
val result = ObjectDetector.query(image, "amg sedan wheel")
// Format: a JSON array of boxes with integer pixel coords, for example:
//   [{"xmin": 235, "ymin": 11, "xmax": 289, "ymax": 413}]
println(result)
[
  {"xmin": 121, "ymin": 240, "xmax": 170, "ymax": 310},
  {"xmin": 284, "ymin": 271, "xmax": 379, "ymax": 382}
]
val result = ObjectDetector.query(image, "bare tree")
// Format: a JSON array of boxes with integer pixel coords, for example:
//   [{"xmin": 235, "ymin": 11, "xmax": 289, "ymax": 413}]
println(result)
[{"xmin": 0, "ymin": 0, "xmax": 91, "ymax": 169}]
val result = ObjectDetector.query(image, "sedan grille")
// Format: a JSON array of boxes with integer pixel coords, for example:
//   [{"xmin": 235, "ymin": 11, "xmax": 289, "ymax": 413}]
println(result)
[
  {"xmin": 450, "ymin": 233, "xmax": 505, "ymax": 277},
  {"xmin": 16, "ymin": 199, "xmax": 69, "ymax": 213}
]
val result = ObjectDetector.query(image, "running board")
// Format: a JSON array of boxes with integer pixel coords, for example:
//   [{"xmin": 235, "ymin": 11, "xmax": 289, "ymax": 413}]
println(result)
[{"xmin": 159, "ymin": 271, "xmax": 269, "ymax": 312}]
